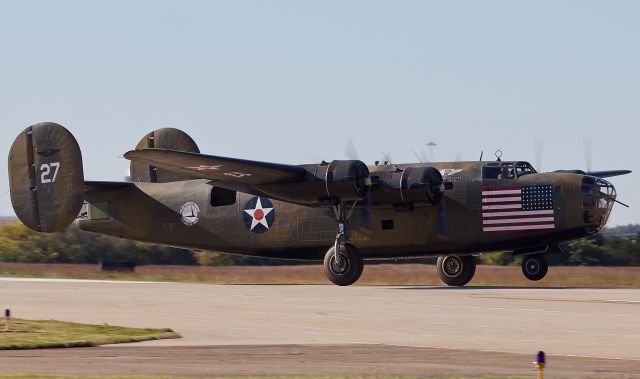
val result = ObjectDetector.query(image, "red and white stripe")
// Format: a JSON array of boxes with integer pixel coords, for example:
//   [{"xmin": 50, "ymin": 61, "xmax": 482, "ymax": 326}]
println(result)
[{"xmin": 482, "ymin": 186, "xmax": 554, "ymax": 233}]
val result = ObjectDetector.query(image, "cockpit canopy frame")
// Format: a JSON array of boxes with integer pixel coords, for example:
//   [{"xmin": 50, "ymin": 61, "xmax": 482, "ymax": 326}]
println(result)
[{"xmin": 481, "ymin": 161, "xmax": 537, "ymax": 180}]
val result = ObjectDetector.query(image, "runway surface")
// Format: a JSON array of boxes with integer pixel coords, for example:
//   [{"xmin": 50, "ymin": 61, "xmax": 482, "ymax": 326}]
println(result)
[
  {"xmin": 1, "ymin": 278, "xmax": 639, "ymax": 376},
  {"xmin": 2, "ymin": 344, "xmax": 639, "ymax": 378}
]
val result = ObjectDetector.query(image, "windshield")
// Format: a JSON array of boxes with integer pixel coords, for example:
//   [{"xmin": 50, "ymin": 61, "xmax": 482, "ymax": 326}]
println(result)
[{"xmin": 515, "ymin": 162, "xmax": 536, "ymax": 177}]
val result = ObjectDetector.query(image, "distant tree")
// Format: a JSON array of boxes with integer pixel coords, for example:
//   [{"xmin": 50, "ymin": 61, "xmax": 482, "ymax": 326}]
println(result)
[
  {"xmin": 479, "ymin": 251, "xmax": 520, "ymax": 266},
  {"xmin": 601, "ymin": 224, "xmax": 640, "ymax": 238},
  {"xmin": 0, "ymin": 222, "xmax": 197, "ymax": 265},
  {"xmin": 2, "ymin": 220, "xmax": 639, "ymax": 267}
]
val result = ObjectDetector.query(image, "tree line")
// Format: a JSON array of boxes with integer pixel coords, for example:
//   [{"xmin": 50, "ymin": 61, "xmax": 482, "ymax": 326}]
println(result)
[{"xmin": 0, "ymin": 221, "xmax": 639, "ymax": 266}]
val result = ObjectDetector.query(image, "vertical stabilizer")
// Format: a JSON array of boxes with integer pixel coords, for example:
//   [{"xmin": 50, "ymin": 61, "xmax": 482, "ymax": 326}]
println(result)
[{"xmin": 8, "ymin": 122, "xmax": 84, "ymax": 232}]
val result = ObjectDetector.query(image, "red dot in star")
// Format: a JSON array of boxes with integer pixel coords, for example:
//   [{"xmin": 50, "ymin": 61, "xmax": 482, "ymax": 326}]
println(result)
[{"xmin": 254, "ymin": 208, "xmax": 264, "ymax": 221}]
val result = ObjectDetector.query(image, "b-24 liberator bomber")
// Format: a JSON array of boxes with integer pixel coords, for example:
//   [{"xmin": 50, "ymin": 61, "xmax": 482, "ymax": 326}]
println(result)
[{"xmin": 7, "ymin": 123, "xmax": 631, "ymax": 286}]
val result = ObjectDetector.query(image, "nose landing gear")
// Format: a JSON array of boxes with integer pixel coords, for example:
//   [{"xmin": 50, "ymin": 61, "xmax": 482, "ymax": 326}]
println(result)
[{"xmin": 522, "ymin": 254, "xmax": 549, "ymax": 281}]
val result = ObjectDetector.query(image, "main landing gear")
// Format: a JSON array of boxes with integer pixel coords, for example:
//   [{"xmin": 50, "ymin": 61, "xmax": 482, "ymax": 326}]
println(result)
[
  {"xmin": 436, "ymin": 255, "xmax": 477, "ymax": 286},
  {"xmin": 521, "ymin": 254, "xmax": 549, "ymax": 281},
  {"xmin": 323, "ymin": 202, "xmax": 364, "ymax": 286},
  {"xmin": 323, "ymin": 244, "xmax": 364, "ymax": 286},
  {"xmin": 435, "ymin": 253, "xmax": 550, "ymax": 286}
]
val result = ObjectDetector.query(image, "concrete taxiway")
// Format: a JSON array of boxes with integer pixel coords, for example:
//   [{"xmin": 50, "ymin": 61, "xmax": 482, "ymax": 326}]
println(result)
[
  {"xmin": 1, "ymin": 278, "xmax": 639, "ymax": 359},
  {"xmin": 0, "ymin": 278, "xmax": 638, "ymax": 376}
]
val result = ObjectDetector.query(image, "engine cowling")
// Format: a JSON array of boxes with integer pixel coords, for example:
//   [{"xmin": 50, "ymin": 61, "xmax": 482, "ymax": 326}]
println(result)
[
  {"xmin": 312, "ymin": 160, "xmax": 370, "ymax": 202},
  {"xmin": 373, "ymin": 166, "xmax": 446, "ymax": 205}
]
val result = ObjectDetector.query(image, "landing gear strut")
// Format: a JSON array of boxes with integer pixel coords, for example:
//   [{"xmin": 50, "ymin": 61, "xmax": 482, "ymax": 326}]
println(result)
[
  {"xmin": 323, "ymin": 202, "xmax": 364, "ymax": 286},
  {"xmin": 522, "ymin": 254, "xmax": 548, "ymax": 281},
  {"xmin": 436, "ymin": 255, "xmax": 476, "ymax": 286}
]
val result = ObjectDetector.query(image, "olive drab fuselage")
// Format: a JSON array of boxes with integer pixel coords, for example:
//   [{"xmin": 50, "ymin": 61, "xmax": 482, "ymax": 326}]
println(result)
[
  {"xmin": 8, "ymin": 123, "xmax": 623, "ymax": 266},
  {"xmin": 76, "ymin": 161, "xmax": 615, "ymax": 260}
]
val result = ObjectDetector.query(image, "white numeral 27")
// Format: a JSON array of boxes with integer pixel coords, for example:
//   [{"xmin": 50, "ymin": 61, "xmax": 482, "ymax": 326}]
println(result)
[{"xmin": 40, "ymin": 162, "xmax": 61, "ymax": 184}]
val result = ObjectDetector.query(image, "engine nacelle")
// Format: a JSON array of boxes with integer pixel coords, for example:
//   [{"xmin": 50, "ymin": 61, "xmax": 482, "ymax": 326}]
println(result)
[
  {"xmin": 312, "ymin": 160, "xmax": 370, "ymax": 202},
  {"xmin": 373, "ymin": 166, "xmax": 446, "ymax": 205}
]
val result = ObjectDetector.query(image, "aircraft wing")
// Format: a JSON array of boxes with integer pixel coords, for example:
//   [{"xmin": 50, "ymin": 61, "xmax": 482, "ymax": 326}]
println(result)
[
  {"xmin": 555, "ymin": 169, "xmax": 632, "ymax": 178},
  {"xmin": 123, "ymin": 148, "xmax": 308, "ymax": 185},
  {"xmin": 585, "ymin": 170, "xmax": 632, "ymax": 178}
]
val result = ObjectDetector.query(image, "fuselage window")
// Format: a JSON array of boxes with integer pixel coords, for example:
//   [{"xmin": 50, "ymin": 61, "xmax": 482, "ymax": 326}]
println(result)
[
  {"xmin": 381, "ymin": 219, "xmax": 394, "ymax": 230},
  {"xmin": 210, "ymin": 187, "xmax": 237, "ymax": 207}
]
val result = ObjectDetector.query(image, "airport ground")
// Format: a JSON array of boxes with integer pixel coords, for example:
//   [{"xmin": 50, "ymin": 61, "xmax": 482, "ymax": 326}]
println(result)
[{"xmin": 0, "ymin": 277, "xmax": 639, "ymax": 378}]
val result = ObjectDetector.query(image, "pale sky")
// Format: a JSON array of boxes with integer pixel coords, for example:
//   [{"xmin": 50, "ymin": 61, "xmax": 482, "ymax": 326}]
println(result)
[{"xmin": 1, "ymin": 1, "xmax": 638, "ymax": 225}]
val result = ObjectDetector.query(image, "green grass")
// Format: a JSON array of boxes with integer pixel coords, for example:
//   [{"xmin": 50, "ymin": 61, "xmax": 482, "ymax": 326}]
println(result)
[
  {"xmin": 0, "ymin": 318, "xmax": 180, "ymax": 349},
  {"xmin": 1, "ymin": 262, "xmax": 639, "ymax": 287},
  {"xmin": 0, "ymin": 376, "xmax": 534, "ymax": 379}
]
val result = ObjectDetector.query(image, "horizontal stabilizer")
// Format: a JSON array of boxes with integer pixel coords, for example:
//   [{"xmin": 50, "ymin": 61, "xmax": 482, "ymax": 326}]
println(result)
[{"xmin": 84, "ymin": 181, "xmax": 133, "ymax": 193}]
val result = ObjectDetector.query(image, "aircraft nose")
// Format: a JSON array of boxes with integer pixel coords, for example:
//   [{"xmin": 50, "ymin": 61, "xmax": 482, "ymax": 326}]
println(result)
[{"xmin": 581, "ymin": 175, "xmax": 616, "ymax": 233}]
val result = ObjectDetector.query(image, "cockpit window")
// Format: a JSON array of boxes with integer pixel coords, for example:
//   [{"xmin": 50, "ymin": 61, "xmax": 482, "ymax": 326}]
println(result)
[
  {"xmin": 483, "ymin": 163, "xmax": 515, "ymax": 179},
  {"xmin": 515, "ymin": 162, "xmax": 536, "ymax": 177}
]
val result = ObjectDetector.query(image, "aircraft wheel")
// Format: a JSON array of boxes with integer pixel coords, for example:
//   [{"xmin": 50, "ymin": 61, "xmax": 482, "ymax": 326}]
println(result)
[
  {"xmin": 522, "ymin": 254, "xmax": 548, "ymax": 281},
  {"xmin": 323, "ymin": 244, "xmax": 364, "ymax": 286},
  {"xmin": 436, "ymin": 255, "xmax": 476, "ymax": 286}
]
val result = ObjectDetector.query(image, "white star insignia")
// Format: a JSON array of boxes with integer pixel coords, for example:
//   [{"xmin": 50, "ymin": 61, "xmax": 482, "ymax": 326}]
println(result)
[{"xmin": 244, "ymin": 198, "xmax": 274, "ymax": 231}]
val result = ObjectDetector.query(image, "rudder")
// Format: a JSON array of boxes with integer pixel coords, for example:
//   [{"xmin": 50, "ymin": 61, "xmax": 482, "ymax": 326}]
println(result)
[{"xmin": 8, "ymin": 122, "xmax": 84, "ymax": 232}]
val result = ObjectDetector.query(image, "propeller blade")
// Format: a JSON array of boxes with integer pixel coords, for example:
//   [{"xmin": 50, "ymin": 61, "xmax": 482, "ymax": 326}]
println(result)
[
  {"xmin": 380, "ymin": 150, "xmax": 393, "ymax": 165},
  {"xmin": 436, "ymin": 197, "xmax": 449, "ymax": 240},
  {"xmin": 534, "ymin": 139, "xmax": 544, "ymax": 171},
  {"xmin": 411, "ymin": 149, "xmax": 422, "ymax": 163},
  {"xmin": 584, "ymin": 138, "xmax": 592, "ymax": 172},
  {"xmin": 345, "ymin": 138, "xmax": 360, "ymax": 160}
]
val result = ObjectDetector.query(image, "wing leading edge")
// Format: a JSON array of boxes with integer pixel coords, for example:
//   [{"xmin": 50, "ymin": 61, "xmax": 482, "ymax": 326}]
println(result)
[{"xmin": 123, "ymin": 148, "xmax": 308, "ymax": 185}]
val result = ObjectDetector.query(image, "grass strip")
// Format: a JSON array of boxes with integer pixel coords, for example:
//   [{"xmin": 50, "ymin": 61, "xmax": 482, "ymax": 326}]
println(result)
[
  {"xmin": 0, "ymin": 318, "xmax": 180, "ymax": 349},
  {"xmin": 2, "ymin": 263, "xmax": 639, "ymax": 287},
  {"xmin": 0, "ymin": 376, "xmax": 535, "ymax": 379}
]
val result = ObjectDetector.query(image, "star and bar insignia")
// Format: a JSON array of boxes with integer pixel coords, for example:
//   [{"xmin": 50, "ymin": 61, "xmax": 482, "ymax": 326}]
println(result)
[{"xmin": 243, "ymin": 197, "xmax": 275, "ymax": 233}]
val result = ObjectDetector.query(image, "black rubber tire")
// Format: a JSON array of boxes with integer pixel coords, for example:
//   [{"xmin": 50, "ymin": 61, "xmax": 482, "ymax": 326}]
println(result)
[
  {"xmin": 323, "ymin": 244, "xmax": 364, "ymax": 286},
  {"xmin": 436, "ymin": 255, "xmax": 476, "ymax": 286},
  {"xmin": 522, "ymin": 254, "xmax": 549, "ymax": 281}
]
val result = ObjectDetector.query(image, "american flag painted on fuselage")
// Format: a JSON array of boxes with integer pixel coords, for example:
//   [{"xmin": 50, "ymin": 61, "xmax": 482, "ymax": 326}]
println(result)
[{"xmin": 482, "ymin": 185, "xmax": 555, "ymax": 233}]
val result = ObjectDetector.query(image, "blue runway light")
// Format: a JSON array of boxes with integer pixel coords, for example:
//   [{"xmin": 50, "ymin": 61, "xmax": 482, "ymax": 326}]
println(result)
[{"xmin": 536, "ymin": 351, "xmax": 546, "ymax": 364}]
